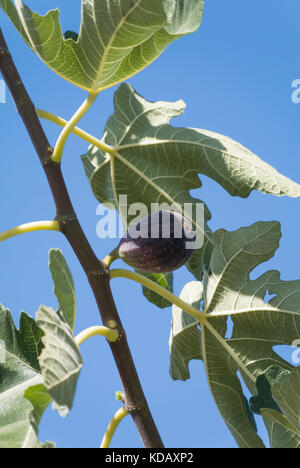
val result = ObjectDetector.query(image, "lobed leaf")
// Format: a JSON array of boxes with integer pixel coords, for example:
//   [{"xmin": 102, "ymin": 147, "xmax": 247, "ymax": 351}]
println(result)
[
  {"xmin": 82, "ymin": 84, "xmax": 300, "ymax": 284},
  {"xmin": 0, "ymin": 306, "xmax": 51, "ymax": 448},
  {"xmin": 0, "ymin": 0, "xmax": 205, "ymax": 92},
  {"xmin": 83, "ymin": 84, "xmax": 300, "ymax": 206},
  {"xmin": 169, "ymin": 220, "xmax": 300, "ymax": 447}
]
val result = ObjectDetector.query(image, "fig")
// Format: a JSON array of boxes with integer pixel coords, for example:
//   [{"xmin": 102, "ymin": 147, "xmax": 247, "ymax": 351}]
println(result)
[{"xmin": 118, "ymin": 211, "xmax": 195, "ymax": 273}]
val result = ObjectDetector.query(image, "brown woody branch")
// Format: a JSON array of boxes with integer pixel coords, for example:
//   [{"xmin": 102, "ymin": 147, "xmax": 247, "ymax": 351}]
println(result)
[{"xmin": 0, "ymin": 28, "xmax": 163, "ymax": 448}]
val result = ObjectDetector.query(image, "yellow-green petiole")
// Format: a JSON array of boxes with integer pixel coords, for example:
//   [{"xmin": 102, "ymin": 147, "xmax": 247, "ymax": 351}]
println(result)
[
  {"xmin": 75, "ymin": 326, "xmax": 119, "ymax": 346},
  {"xmin": 110, "ymin": 268, "xmax": 207, "ymax": 323},
  {"xmin": 37, "ymin": 107, "xmax": 113, "ymax": 157},
  {"xmin": 0, "ymin": 220, "xmax": 60, "ymax": 243},
  {"xmin": 100, "ymin": 406, "xmax": 129, "ymax": 448},
  {"xmin": 49, "ymin": 92, "xmax": 99, "ymax": 163}
]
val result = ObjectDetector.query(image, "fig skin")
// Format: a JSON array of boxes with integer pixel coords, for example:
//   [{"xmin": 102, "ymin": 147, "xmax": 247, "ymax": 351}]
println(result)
[{"xmin": 118, "ymin": 211, "xmax": 195, "ymax": 273}]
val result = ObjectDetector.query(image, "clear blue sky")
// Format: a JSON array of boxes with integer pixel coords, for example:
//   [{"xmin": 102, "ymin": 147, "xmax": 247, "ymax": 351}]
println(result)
[{"xmin": 1, "ymin": 0, "xmax": 300, "ymax": 448}]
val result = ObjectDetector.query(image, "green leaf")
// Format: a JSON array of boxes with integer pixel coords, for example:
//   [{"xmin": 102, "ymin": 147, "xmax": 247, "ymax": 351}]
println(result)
[
  {"xmin": 82, "ymin": 84, "xmax": 300, "ymax": 280},
  {"xmin": 0, "ymin": 0, "xmax": 28, "ymax": 44},
  {"xmin": 271, "ymin": 366, "xmax": 300, "ymax": 432},
  {"xmin": 169, "ymin": 220, "xmax": 300, "ymax": 447},
  {"xmin": 0, "ymin": 306, "xmax": 51, "ymax": 448},
  {"xmin": 139, "ymin": 271, "xmax": 174, "ymax": 309},
  {"xmin": 169, "ymin": 281, "xmax": 203, "ymax": 380},
  {"xmin": 261, "ymin": 409, "xmax": 300, "ymax": 448},
  {"xmin": 251, "ymin": 366, "xmax": 300, "ymax": 448},
  {"xmin": 83, "ymin": 83, "xmax": 300, "ymax": 203},
  {"xmin": 24, "ymin": 384, "xmax": 55, "ymax": 448},
  {"xmin": 49, "ymin": 249, "xmax": 76, "ymax": 331},
  {"xmin": 37, "ymin": 306, "xmax": 83, "ymax": 417},
  {"xmin": 18, "ymin": 310, "xmax": 44, "ymax": 371},
  {"xmin": 25, "ymin": 384, "xmax": 52, "ymax": 429},
  {"xmin": 0, "ymin": 0, "xmax": 204, "ymax": 92},
  {"xmin": 201, "ymin": 221, "xmax": 300, "ymax": 446},
  {"xmin": 201, "ymin": 324, "xmax": 265, "ymax": 448}
]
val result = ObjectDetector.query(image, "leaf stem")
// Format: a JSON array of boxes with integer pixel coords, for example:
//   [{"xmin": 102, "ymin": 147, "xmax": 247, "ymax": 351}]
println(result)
[
  {"xmin": 102, "ymin": 250, "xmax": 119, "ymax": 269},
  {"xmin": 51, "ymin": 92, "xmax": 99, "ymax": 163},
  {"xmin": 100, "ymin": 406, "xmax": 129, "ymax": 448},
  {"xmin": 75, "ymin": 326, "xmax": 119, "ymax": 346},
  {"xmin": 0, "ymin": 220, "xmax": 59, "ymax": 243},
  {"xmin": 37, "ymin": 108, "xmax": 114, "ymax": 156},
  {"xmin": 110, "ymin": 268, "xmax": 207, "ymax": 322}
]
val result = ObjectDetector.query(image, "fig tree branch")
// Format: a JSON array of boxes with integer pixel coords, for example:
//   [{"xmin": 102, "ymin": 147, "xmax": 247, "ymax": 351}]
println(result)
[{"xmin": 0, "ymin": 28, "xmax": 164, "ymax": 449}]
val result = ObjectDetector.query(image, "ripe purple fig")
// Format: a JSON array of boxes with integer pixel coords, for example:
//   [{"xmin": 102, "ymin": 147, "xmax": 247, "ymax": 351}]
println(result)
[{"xmin": 118, "ymin": 211, "xmax": 195, "ymax": 273}]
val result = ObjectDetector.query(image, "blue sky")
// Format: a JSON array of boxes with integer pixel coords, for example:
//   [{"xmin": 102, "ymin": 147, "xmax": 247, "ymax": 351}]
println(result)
[{"xmin": 0, "ymin": 0, "xmax": 300, "ymax": 448}]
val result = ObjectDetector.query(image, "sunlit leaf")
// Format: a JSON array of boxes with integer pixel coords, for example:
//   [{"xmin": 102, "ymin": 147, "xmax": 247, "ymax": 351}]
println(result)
[
  {"xmin": 82, "ymin": 84, "xmax": 300, "ymax": 284},
  {"xmin": 49, "ymin": 249, "xmax": 76, "ymax": 331},
  {"xmin": 261, "ymin": 409, "xmax": 300, "ymax": 448},
  {"xmin": 169, "ymin": 221, "xmax": 300, "ymax": 447},
  {"xmin": 0, "ymin": 0, "xmax": 205, "ymax": 91},
  {"xmin": 24, "ymin": 384, "xmax": 55, "ymax": 448},
  {"xmin": 254, "ymin": 366, "xmax": 300, "ymax": 448},
  {"xmin": 271, "ymin": 366, "xmax": 300, "ymax": 433},
  {"xmin": 0, "ymin": 306, "xmax": 51, "ymax": 448}
]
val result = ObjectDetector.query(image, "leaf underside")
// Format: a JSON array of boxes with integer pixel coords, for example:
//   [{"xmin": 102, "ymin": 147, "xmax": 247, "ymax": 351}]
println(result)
[
  {"xmin": 169, "ymin": 220, "xmax": 300, "ymax": 448},
  {"xmin": 0, "ymin": 294, "xmax": 81, "ymax": 446},
  {"xmin": 0, "ymin": 306, "xmax": 50, "ymax": 448},
  {"xmin": 0, "ymin": 0, "xmax": 204, "ymax": 92},
  {"xmin": 271, "ymin": 366, "xmax": 300, "ymax": 434},
  {"xmin": 82, "ymin": 83, "xmax": 300, "ymax": 302}
]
